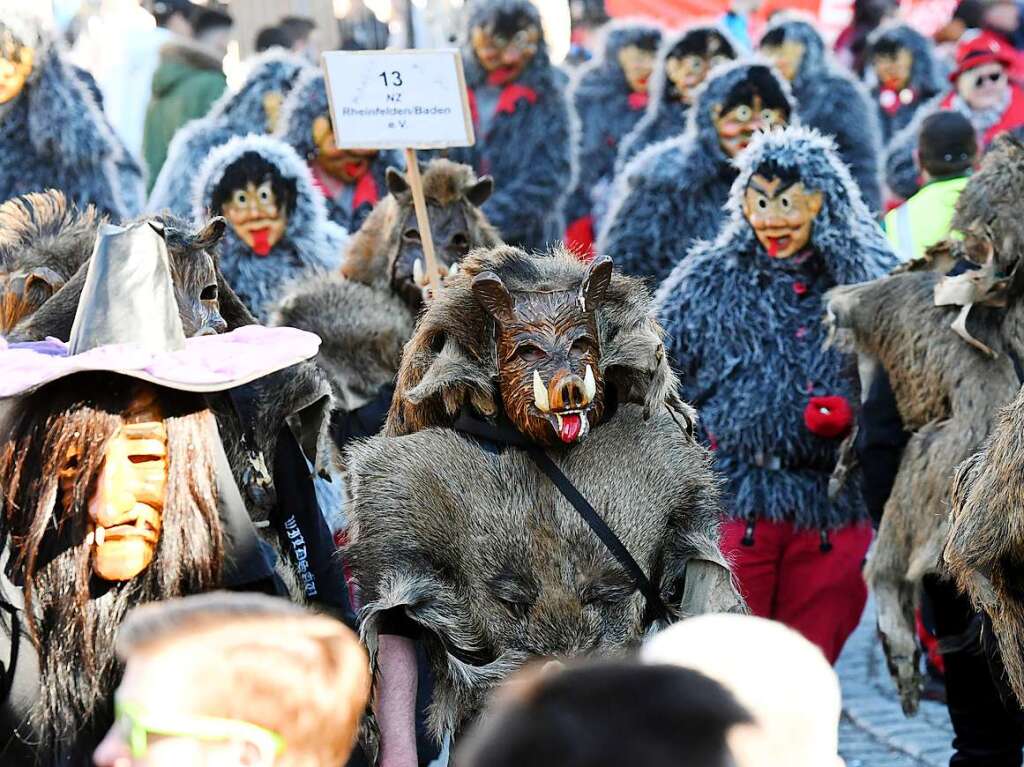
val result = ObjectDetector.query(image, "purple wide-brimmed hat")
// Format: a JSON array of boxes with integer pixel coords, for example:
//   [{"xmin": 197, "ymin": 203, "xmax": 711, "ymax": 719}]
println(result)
[{"xmin": 0, "ymin": 221, "xmax": 321, "ymax": 398}]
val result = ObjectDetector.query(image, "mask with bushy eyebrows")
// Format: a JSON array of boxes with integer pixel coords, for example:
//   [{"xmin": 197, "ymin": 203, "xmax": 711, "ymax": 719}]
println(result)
[{"xmin": 472, "ymin": 256, "xmax": 612, "ymax": 447}]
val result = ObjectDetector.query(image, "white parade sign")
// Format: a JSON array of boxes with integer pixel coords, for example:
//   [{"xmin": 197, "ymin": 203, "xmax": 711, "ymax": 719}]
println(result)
[{"xmin": 321, "ymin": 49, "xmax": 475, "ymax": 150}]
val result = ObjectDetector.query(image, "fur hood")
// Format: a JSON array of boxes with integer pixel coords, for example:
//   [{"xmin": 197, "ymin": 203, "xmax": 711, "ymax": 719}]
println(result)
[
  {"xmin": 147, "ymin": 49, "xmax": 310, "ymax": 217},
  {"xmin": 762, "ymin": 13, "xmax": 828, "ymax": 94},
  {"xmin": 867, "ymin": 22, "xmax": 945, "ymax": 98},
  {"xmin": 572, "ymin": 18, "xmax": 662, "ymax": 96},
  {"xmin": 192, "ymin": 135, "xmax": 347, "ymax": 321},
  {"xmin": 461, "ymin": 0, "xmax": 559, "ymax": 91}
]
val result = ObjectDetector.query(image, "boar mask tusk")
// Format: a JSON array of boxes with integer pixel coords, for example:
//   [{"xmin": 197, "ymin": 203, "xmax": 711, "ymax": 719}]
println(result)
[
  {"xmin": 533, "ymin": 370, "xmax": 550, "ymax": 412},
  {"xmin": 583, "ymin": 364, "xmax": 596, "ymax": 403},
  {"xmin": 413, "ymin": 258, "xmax": 424, "ymax": 285}
]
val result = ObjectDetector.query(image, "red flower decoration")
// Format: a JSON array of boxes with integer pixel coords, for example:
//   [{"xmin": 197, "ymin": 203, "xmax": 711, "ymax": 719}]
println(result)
[
  {"xmin": 628, "ymin": 91, "xmax": 649, "ymax": 111},
  {"xmin": 496, "ymin": 83, "xmax": 538, "ymax": 114},
  {"xmin": 804, "ymin": 395, "xmax": 853, "ymax": 439},
  {"xmin": 564, "ymin": 215, "xmax": 596, "ymax": 261},
  {"xmin": 792, "ymin": 281, "xmax": 808, "ymax": 296}
]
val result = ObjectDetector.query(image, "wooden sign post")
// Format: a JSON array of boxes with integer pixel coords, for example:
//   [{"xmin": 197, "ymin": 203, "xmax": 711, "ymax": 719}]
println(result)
[{"xmin": 321, "ymin": 49, "xmax": 476, "ymax": 295}]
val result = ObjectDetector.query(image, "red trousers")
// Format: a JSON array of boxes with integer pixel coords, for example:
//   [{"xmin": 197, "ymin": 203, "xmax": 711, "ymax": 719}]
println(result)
[{"xmin": 720, "ymin": 518, "xmax": 872, "ymax": 664}]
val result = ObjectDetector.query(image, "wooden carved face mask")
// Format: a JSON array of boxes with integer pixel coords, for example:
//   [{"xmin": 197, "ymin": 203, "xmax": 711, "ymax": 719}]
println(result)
[
  {"xmin": 873, "ymin": 47, "xmax": 913, "ymax": 91},
  {"xmin": 618, "ymin": 45, "xmax": 657, "ymax": 94},
  {"xmin": 742, "ymin": 174, "xmax": 824, "ymax": 259},
  {"xmin": 761, "ymin": 39, "xmax": 805, "ymax": 83},
  {"xmin": 713, "ymin": 95, "xmax": 788, "ymax": 158},
  {"xmin": 221, "ymin": 180, "xmax": 287, "ymax": 257},
  {"xmin": 0, "ymin": 32, "xmax": 33, "ymax": 105},
  {"xmin": 311, "ymin": 115, "xmax": 378, "ymax": 183},
  {"xmin": 471, "ymin": 22, "xmax": 540, "ymax": 83},
  {"xmin": 472, "ymin": 257, "xmax": 612, "ymax": 448},
  {"xmin": 60, "ymin": 385, "xmax": 168, "ymax": 582}
]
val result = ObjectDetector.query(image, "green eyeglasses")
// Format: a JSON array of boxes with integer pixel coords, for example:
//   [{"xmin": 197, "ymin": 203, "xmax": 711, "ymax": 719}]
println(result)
[{"xmin": 114, "ymin": 699, "xmax": 286, "ymax": 759}]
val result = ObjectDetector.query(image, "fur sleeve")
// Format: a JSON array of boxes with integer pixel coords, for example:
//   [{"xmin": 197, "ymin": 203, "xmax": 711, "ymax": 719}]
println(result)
[{"xmin": 885, "ymin": 96, "xmax": 941, "ymax": 200}]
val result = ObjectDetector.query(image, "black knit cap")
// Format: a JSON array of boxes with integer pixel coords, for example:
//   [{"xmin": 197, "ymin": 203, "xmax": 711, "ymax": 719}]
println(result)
[{"xmin": 919, "ymin": 109, "xmax": 978, "ymax": 177}]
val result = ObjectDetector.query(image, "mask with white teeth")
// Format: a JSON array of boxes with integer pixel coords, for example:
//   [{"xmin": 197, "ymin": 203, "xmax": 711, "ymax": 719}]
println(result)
[{"xmin": 472, "ymin": 256, "xmax": 612, "ymax": 448}]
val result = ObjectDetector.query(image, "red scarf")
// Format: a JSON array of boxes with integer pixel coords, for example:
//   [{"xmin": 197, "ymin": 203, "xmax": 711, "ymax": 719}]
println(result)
[{"xmin": 628, "ymin": 92, "xmax": 649, "ymax": 111}]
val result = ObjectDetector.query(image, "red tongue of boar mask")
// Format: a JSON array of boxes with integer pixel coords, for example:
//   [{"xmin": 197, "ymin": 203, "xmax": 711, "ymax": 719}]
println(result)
[{"xmin": 472, "ymin": 256, "xmax": 612, "ymax": 448}]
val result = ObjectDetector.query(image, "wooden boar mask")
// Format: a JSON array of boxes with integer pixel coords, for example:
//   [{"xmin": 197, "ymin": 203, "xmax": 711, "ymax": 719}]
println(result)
[{"xmin": 472, "ymin": 256, "xmax": 613, "ymax": 447}]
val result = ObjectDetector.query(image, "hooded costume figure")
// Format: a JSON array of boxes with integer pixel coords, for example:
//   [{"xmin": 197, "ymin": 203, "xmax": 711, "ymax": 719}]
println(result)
[
  {"xmin": 865, "ymin": 23, "xmax": 946, "ymax": 144},
  {"xmin": 193, "ymin": 134, "xmax": 347, "ymax": 323},
  {"xmin": 272, "ymin": 159, "xmax": 502, "ymax": 457},
  {"xmin": 827, "ymin": 135, "xmax": 1024, "ymax": 733},
  {"xmin": 0, "ymin": 5, "xmax": 144, "ymax": 221},
  {"xmin": 0, "ymin": 222, "xmax": 320, "ymax": 765},
  {"xmin": 659, "ymin": 127, "xmax": 898, "ymax": 663},
  {"xmin": 147, "ymin": 49, "xmax": 310, "ymax": 219},
  {"xmin": 450, "ymin": 0, "xmax": 573, "ymax": 250},
  {"xmin": 563, "ymin": 20, "xmax": 662, "ymax": 257},
  {"xmin": 345, "ymin": 246, "xmax": 742, "ymax": 752},
  {"xmin": 759, "ymin": 14, "xmax": 884, "ymax": 213},
  {"xmin": 275, "ymin": 68, "xmax": 400, "ymax": 235},
  {"xmin": 615, "ymin": 24, "xmax": 739, "ymax": 173},
  {"xmin": 599, "ymin": 61, "xmax": 793, "ymax": 285}
]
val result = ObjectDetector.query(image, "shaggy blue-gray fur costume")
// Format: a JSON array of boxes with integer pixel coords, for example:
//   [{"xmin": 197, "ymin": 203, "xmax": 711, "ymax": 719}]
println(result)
[
  {"xmin": 193, "ymin": 135, "xmax": 346, "ymax": 323},
  {"xmin": 563, "ymin": 19, "xmax": 662, "ymax": 241},
  {"xmin": 657, "ymin": 127, "xmax": 898, "ymax": 529},
  {"xmin": 0, "ymin": 7, "xmax": 143, "ymax": 220},
  {"xmin": 274, "ymin": 68, "xmax": 400, "ymax": 233},
  {"xmin": 148, "ymin": 49, "xmax": 310, "ymax": 218},
  {"xmin": 884, "ymin": 93, "xmax": 952, "ymax": 200},
  {"xmin": 598, "ymin": 61, "xmax": 793, "ymax": 285},
  {"xmin": 449, "ymin": 0, "xmax": 573, "ymax": 250},
  {"xmin": 760, "ymin": 14, "xmax": 883, "ymax": 212},
  {"xmin": 866, "ymin": 23, "xmax": 945, "ymax": 144},
  {"xmin": 615, "ymin": 24, "xmax": 738, "ymax": 173}
]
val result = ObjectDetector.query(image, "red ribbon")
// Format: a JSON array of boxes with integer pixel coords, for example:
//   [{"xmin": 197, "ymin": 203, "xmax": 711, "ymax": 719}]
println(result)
[
  {"xmin": 565, "ymin": 215, "xmax": 596, "ymax": 261},
  {"xmin": 353, "ymin": 172, "xmax": 379, "ymax": 211},
  {"xmin": 628, "ymin": 91, "xmax": 649, "ymax": 111},
  {"xmin": 496, "ymin": 83, "xmax": 538, "ymax": 115},
  {"xmin": 803, "ymin": 395, "xmax": 853, "ymax": 439}
]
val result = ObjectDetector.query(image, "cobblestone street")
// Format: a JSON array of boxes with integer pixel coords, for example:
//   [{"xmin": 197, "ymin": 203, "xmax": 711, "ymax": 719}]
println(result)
[{"xmin": 837, "ymin": 596, "xmax": 953, "ymax": 766}]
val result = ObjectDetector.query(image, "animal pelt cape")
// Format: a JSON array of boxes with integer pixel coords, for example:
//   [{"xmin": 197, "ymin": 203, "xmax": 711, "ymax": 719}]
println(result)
[
  {"xmin": 192, "ymin": 134, "xmax": 347, "ymax": 323},
  {"xmin": 345, "ymin": 246, "xmax": 740, "ymax": 741},
  {"xmin": 272, "ymin": 159, "xmax": 502, "ymax": 414},
  {"xmin": 615, "ymin": 24, "xmax": 737, "ymax": 174},
  {"xmin": 148, "ymin": 49, "xmax": 310, "ymax": 218},
  {"xmin": 599, "ymin": 60, "xmax": 793, "ymax": 286},
  {"xmin": 866, "ymin": 23, "xmax": 945, "ymax": 144},
  {"xmin": 659, "ymin": 126, "xmax": 897, "ymax": 530},
  {"xmin": 450, "ymin": 0, "xmax": 574, "ymax": 250},
  {"xmin": 274, "ymin": 68, "xmax": 399, "ymax": 233},
  {"xmin": 564, "ymin": 19, "xmax": 663, "ymax": 226},
  {"xmin": 763, "ymin": 13, "xmax": 884, "ymax": 212},
  {"xmin": 825, "ymin": 134, "xmax": 1024, "ymax": 714},
  {"xmin": 0, "ymin": 5, "xmax": 143, "ymax": 220}
]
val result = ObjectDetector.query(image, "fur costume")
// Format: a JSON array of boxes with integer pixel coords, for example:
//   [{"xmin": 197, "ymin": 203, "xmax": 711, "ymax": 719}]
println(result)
[
  {"xmin": 275, "ymin": 68, "xmax": 400, "ymax": 234},
  {"xmin": 147, "ymin": 49, "xmax": 310, "ymax": 218},
  {"xmin": 272, "ymin": 159, "xmax": 501, "ymax": 420},
  {"xmin": 865, "ymin": 23, "xmax": 945, "ymax": 144},
  {"xmin": 449, "ymin": 0, "xmax": 574, "ymax": 250},
  {"xmin": 0, "ymin": 6, "xmax": 143, "ymax": 220},
  {"xmin": 346, "ymin": 245, "xmax": 740, "ymax": 743},
  {"xmin": 760, "ymin": 14, "xmax": 884, "ymax": 212},
  {"xmin": 563, "ymin": 20, "xmax": 662, "ymax": 245},
  {"xmin": 615, "ymin": 25, "xmax": 738, "ymax": 173},
  {"xmin": 825, "ymin": 134, "xmax": 1024, "ymax": 713},
  {"xmin": 192, "ymin": 134, "xmax": 347, "ymax": 322},
  {"xmin": 598, "ymin": 61, "xmax": 793, "ymax": 285},
  {"xmin": 659, "ymin": 127, "xmax": 897, "ymax": 531}
]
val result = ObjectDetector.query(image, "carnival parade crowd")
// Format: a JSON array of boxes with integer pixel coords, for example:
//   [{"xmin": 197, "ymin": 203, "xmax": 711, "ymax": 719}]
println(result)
[{"xmin": 5, "ymin": 0, "xmax": 1024, "ymax": 764}]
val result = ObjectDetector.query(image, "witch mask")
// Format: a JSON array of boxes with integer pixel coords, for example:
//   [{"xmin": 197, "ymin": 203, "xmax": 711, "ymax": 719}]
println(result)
[
  {"xmin": 873, "ymin": 47, "xmax": 913, "ymax": 91},
  {"xmin": 618, "ymin": 45, "xmax": 657, "ymax": 94},
  {"xmin": 714, "ymin": 97, "xmax": 788, "ymax": 158},
  {"xmin": 61, "ymin": 384, "xmax": 168, "ymax": 582},
  {"xmin": 214, "ymin": 153, "xmax": 294, "ymax": 257},
  {"xmin": 311, "ymin": 115, "xmax": 379, "ymax": 183},
  {"xmin": 742, "ymin": 173, "xmax": 823, "ymax": 259},
  {"xmin": 471, "ymin": 13, "xmax": 540, "ymax": 84},
  {"xmin": 761, "ymin": 39, "xmax": 804, "ymax": 83},
  {"xmin": 472, "ymin": 256, "xmax": 612, "ymax": 447},
  {"xmin": 0, "ymin": 30, "xmax": 33, "ymax": 105}
]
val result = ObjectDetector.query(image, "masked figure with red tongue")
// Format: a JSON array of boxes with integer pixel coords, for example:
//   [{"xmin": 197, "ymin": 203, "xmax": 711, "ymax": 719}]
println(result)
[
  {"xmin": 564, "ymin": 20, "xmax": 663, "ymax": 259},
  {"xmin": 194, "ymin": 134, "xmax": 347, "ymax": 323},
  {"xmin": 449, "ymin": 0, "xmax": 572, "ymax": 251},
  {"xmin": 658, "ymin": 126, "xmax": 898, "ymax": 664},
  {"xmin": 344, "ymin": 245, "xmax": 741, "ymax": 761}
]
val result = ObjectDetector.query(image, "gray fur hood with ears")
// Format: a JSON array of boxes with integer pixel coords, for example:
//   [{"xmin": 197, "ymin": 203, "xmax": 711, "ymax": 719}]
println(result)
[
  {"xmin": 658, "ymin": 126, "xmax": 898, "ymax": 529},
  {"xmin": 148, "ymin": 49, "xmax": 311, "ymax": 218},
  {"xmin": 599, "ymin": 60, "xmax": 794, "ymax": 285},
  {"xmin": 192, "ymin": 134, "xmax": 347, "ymax": 322},
  {"xmin": 0, "ymin": 8, "xmax": 142, "ymax": 220},
  {"xmin": 762, "ymin": 13, "xmax": 884, "ymax": 211}
]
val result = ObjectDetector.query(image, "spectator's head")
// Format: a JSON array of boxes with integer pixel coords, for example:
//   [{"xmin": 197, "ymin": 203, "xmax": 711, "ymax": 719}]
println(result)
[
  {"xmin": 194, "ymin": 8, "xmax": 233, "ymax": 58},
  {"xmin": 642, "ymin": 614, "xmax": 844, "ymax": 767},
  {"xmin": 982, "ymin": 0, "xmax": 1021, "ymax": 36},
  {"xmin": 255, "ymin": 25, "xmax": 291, "ymax": 53},
  {"xmin": 951, "ymin": 30, "xmax": 1014, "ymax": 110},
  {"xmin": 918, "ymin": 110, "xmax": 978, "ymax": 180},
  {"xmin": 152, "ymin": 0, "xmax": 194, "ymax": 37},
  {"xmin": 93, "ymin": 592, "xmax": 370, "ymax": 767},
  {"xmin": 457, "ymin": 660, "xmax": 751, "ymax": 767},
  {"xmin": 279, "ymin": 16, "xmax": 318, "ymax": 61}
]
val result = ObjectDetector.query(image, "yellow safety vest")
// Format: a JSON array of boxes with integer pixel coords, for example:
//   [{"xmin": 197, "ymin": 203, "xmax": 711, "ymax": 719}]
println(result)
[{"xmin": 885, "ymin": 175, "xmax": 970, "ymax": 262}]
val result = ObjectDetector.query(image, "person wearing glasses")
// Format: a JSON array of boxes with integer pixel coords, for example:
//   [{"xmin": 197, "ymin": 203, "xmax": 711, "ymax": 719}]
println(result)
[
  {"xmin": 887, "ymin": 29, "xmax": 1024, "ymax": 200},
  {"xmin": 93, "ymin": 592, "xmax": 370, "ymax": 767}
]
